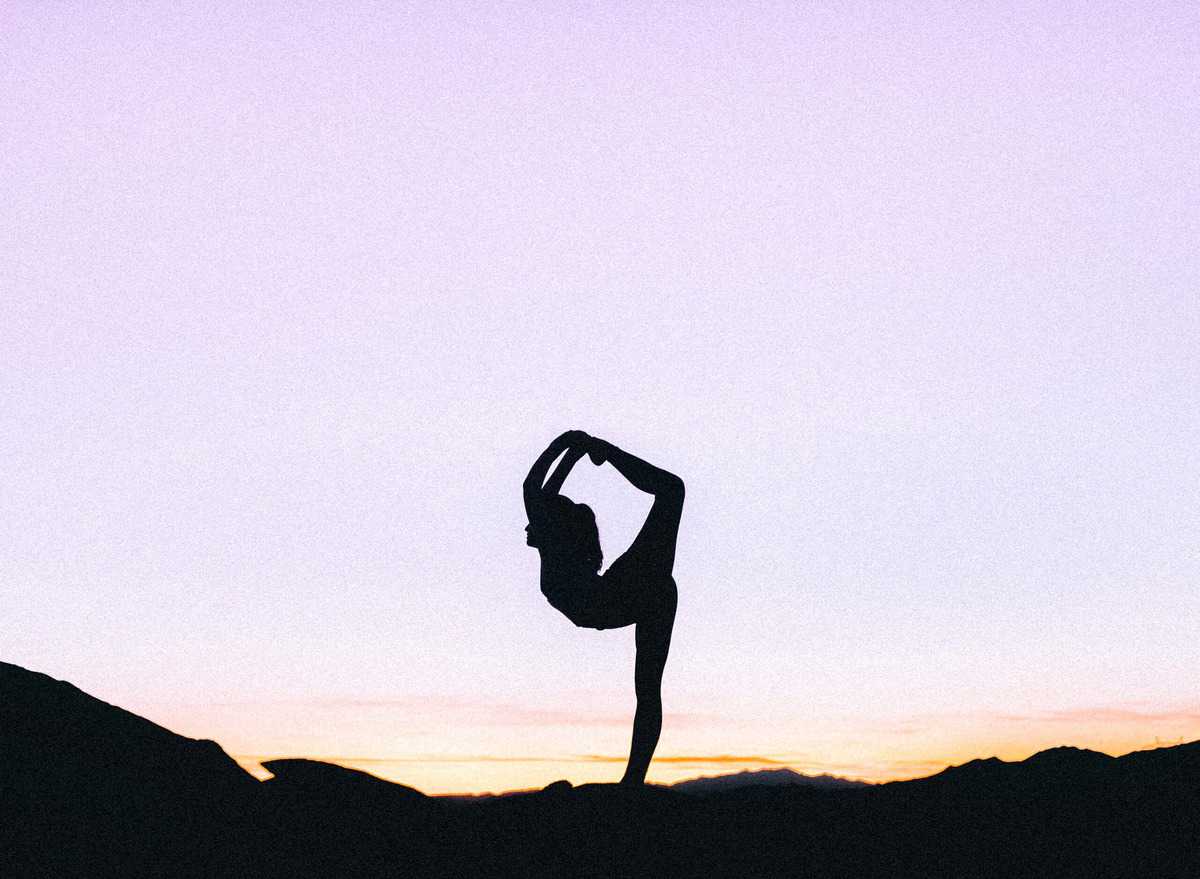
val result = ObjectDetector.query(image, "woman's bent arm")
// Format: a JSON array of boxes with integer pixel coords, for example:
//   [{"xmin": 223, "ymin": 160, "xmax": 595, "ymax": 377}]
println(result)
[
  {"xmin": 543, "ymin": 444, "xmax": 586, "ymax": 495},
  {"xmin": 524, "ymin": 430, "xmax": 587, "ymax": 519}
]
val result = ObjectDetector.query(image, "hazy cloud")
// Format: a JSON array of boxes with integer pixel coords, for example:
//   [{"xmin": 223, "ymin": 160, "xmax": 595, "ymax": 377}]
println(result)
[{"xmin": 990, "ymin": 706, "xmax": 1200, "ymax": 725}]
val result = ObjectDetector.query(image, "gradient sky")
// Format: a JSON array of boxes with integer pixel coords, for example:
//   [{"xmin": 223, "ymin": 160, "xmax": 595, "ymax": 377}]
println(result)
[{"xmin": 3, "ymin": 2, "xmax": 1198, "ymax": 794}]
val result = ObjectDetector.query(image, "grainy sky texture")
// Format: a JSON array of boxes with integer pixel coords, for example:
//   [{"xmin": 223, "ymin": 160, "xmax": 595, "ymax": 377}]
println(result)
[{"xmin": 3, "ymin": 2, "xmax": 1199, "ymax": 793}]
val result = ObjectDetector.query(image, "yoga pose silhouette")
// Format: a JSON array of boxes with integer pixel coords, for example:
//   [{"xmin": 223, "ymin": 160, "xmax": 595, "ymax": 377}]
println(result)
[{"xmin": 524, "ymin": 430, "xmax": 684, "ymax": 786}]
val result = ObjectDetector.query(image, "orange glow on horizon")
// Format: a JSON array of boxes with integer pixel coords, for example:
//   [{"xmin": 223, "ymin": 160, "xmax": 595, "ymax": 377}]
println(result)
[
  {"xmin": 230, "ymin": 728, "xmax": 1200, "ymax": 795},
  {"xmin": 139, "ymin": 693, "xmax": 1200, "ymax": 796}
]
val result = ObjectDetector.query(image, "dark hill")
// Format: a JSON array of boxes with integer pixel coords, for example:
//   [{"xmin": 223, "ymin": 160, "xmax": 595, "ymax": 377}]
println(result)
[
  {"xmin": 4, "ymin": 661, "xmax": 1200, "ymax": 878},
  {"xmin": 0, "ymin": 661, "xmax": 259, "ymax": 876},
  {"xmin": 900, "ymin": 745, "xmax": 1117, "ymax": 797}
]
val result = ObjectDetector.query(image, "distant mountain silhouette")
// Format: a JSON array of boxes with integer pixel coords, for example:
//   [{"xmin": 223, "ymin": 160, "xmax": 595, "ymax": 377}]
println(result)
[
  {"xmin": 671, "ymin": 766, "xmax": 867, "ymax": 794},
  {"xmin": 5, "ymin": 661, "xmax": 1200, "ymax": 878}
]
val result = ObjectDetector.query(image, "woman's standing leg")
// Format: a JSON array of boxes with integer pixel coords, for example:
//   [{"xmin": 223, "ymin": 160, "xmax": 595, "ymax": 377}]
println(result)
[{"xmin": 620, "ymin": 581, "xmax": 678, "ymax": 786}]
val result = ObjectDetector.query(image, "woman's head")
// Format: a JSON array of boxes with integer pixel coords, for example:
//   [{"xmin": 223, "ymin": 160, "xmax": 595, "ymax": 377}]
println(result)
[{"xmin": 526, "ymin": 494, "xmax": 602, "ymax": 572}]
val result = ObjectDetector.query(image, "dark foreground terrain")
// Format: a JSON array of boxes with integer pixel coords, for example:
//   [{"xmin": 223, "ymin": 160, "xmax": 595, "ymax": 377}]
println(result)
[{"xmin": 4, "ymin": 661, "xmax": 1199, "ymax": 878}]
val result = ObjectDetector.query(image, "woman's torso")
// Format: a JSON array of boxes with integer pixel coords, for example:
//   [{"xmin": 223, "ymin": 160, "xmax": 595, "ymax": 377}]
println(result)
[{"xmin": 541, "ymin": 553, "xmax": 673, "ymax": 630}]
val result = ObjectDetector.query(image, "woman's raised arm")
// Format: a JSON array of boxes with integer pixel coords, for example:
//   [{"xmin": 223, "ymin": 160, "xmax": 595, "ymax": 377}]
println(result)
[
  {"xmin": 543, "ymin": 443, "xmax": 586, "ymax": 495},
  {"xmin": 524, "ymin": 430, "xmax": 589, "ymax": 519}
]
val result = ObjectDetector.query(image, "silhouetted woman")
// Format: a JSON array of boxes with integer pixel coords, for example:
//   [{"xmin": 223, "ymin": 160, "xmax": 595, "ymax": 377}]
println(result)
[{"xmin": 523, "ymin": 430, "xmax": 684, "ymax": 786}]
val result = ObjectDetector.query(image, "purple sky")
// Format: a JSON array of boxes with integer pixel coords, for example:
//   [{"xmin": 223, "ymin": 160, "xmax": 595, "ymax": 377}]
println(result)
[{"xmin": 3, "ymin": 2, "xmax": 1198, "ymax": 792}]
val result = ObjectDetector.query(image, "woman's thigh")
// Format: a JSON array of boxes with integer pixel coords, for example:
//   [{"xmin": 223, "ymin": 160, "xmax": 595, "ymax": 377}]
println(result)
[
  {"xmin": 633, "ymin": 579, "xmax": 677, "ymax": 694},
  {"xmin": 610, "ymin": 495, "xmax": 682, "ymax": 583}
]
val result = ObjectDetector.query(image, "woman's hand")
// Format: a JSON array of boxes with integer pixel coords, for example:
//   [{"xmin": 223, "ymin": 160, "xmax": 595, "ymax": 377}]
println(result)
[
  {"xmin": 561, "ymin": 429, "xmax": 590, "ymax": 446},
  {"xmin": 587, "ymin": 437, "xmax": 612, "ymax": 466}
]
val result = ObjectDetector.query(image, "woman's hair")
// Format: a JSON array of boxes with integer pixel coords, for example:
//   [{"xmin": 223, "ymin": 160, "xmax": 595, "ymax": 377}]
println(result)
[{"xmin": 537, "ymin": 494, "xmax": 603, "ymax": 573}]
